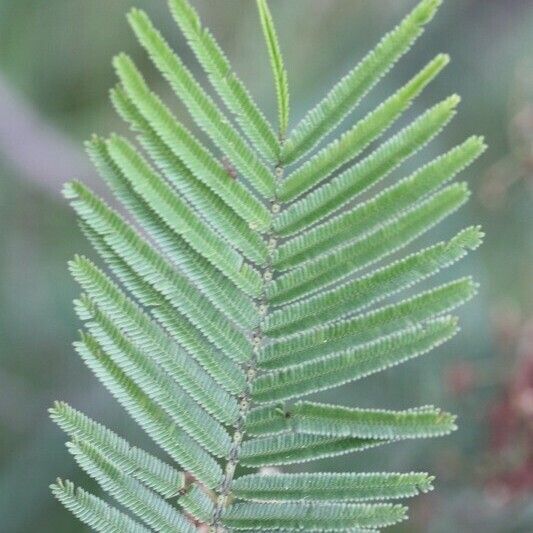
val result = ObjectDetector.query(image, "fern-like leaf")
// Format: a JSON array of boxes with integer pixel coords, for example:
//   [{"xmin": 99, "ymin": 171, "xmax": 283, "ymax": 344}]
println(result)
[
  {"xmin": 51, "ymin": 480, "xmax": 153, "ymax": 533},
  {"xmin": 113, "ymin": 53, "xmax": 272, "ymax": 231},
  {"xmin": 233, "ymin": 472, "xmax": 434, "ymax": 502},
  {"xmin": 51, "ymin": 1, "xmax": 484, "ymax": 531},
  {"xmin": 128, "ymin": 8, "xmax": 275, "ymax": 197},
  {"xmin": 168, "ymin": 0, "xmax": 280, "ymax": 162},
  {"xmin": 253, "ymin": 318, "xmax": 459, "ymax": 403},
  {"xmin": 222, "ymin": 501, "xmax": 407, "ymax": 530},
  {"xmin": 278, "ymin": 56, "xmax": 450, "ymax": 202},
  {"xmin": 281, "ymin": 0, "xmax": 443, "ymax": 165},
  {"xmin": 67, "ymin": 440, "xmax": 192, "ymax": 532},
  {"xmin": 246, "ymin": 402, "xmax": 457, "ymax": 440},
  {"xmin": 50, "ymin": 402, "xmax": 186, "ymax": 498},
  {"xmin": 240, "ymin": 433, "xmax": 390, "ymax": 468},
  {"xmin": 257, "ymin": 0, "xmax": 290, "ymax": 138}
]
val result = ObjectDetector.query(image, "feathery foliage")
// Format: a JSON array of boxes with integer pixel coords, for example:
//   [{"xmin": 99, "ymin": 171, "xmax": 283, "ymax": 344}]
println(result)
[
  {"xmin": 51, "ymin": 0, "xmax": 484, "ymax": 531},
  {"xmin": 256, "ymin": 0, "xmax": 290, "ymax": 138}
]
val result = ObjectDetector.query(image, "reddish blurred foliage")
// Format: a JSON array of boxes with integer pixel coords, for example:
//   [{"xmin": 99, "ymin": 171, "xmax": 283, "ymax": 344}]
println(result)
[
  {"xmin": 485, "ymin": 317, "xmax": 533, "ymax": 500},
  {"xmin": 445, "ymin": 361, "xmax": 477, "ymax": 396}
]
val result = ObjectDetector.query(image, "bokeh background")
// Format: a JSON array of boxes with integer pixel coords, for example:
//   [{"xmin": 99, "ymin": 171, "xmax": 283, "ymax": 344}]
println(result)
[{"xmin": 0, "ymin": 0, "xmax": 531, "ymax": 531}]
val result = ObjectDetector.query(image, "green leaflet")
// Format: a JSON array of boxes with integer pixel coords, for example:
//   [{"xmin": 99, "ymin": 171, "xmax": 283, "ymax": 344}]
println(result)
[
  {"xmin": 281, "ymin": 0, "xmax": 443, "ymax": 165},
  {"xmin": 76, "ymin": 295, "xmax": 235, "ymax": 450},
  {"xmin": 65, "ymin": 185, "xmax": 252, "ymax": 362},
  {"xmin": 52, "ymin": 1, "xmax": 484, "ymax": 530},
  {"xmin": 51, "ymin": 480, "xmax": 152, "ymax": 533},
  {"xmin": 70, "ymin": 256, "xmax": 246, "ymax": 406},
  {"xmin": 110, "ymin": 86, "xmax": 269, "ymax": 267},
  {"xmin": 253, "ymin": 317, "xmax": 459, "ymax": 403},
  {"xmin": 264, "ymin": 226, "xmax": 483, "ymax": 336},
  {"xmin": 229, "ymin": 527, "xmax": 379, "ymax": 533},
  {"xmin": 278, "ymin": 55, "xmax": 450, "ymax": 201},
  {"xmin": 105, "ymin": 134, "xmax": 262, "ymax": 296},
  {"xmin": 67, "ymin": 440, "xmax": 192, "ymax": 532},
  {"xmin": 276, "ymin": 95, "xmax": 459, "ymax": 238},
  {"xmin": 222, "ymin": 501, "xmax": 407, "ymax": 530},
  {"xmin": 240, "ymin": 433, "xmax": 389, "ymax": 468},
  {"xmin": 275, "ymin": 135, "xmax": 486, "ymax": 263},
  {"xmin": 246, "ymin": 402, "xmax": 456, "ymax": 440},
  {"xmin": 74, "ymin": 333, "xmax": 222, "ymax": 488},
  {"xmin": 86, "ymin": 134, "xmax": 258, "ymax": 329},
  {"xmin": 233, "ymin": 472, "xmax": 434, "ymax": 502},
  {"xmin": 151, "ymin": 303, "xmax": 247, "ymax": 397},
  {"xmin": 290, "ymin": 403, "xmax": 456, "ymax": 439},
  {"xmin": 261, "ymin": 278, "xmax": 477, "ymax": 369},
  {"xmin": 77, "ymin": 259, "xmax": 239, "ymax": 408},
  {"xmin": 256, "ymin": 0, "xmax": 289, "ymax": 137},
  {"xmin": 168, "ymin": 0, "xmax": 279, "ymax": 162},
  {"xmin": 128, "ymin": 9, "xmax": 275, "ymax": 197},
  {"xmin": 113, "ymin": 53, "xmax": 272, "ymax": 230},
  {"xmin": 226, "ymin": 530, "xmax": 378, "ymax": 533},
  {"xmin": 50, "ymin": 402, "xmax": 185, "ymax": 499},
  {"xmin": 268, "ymin": 182, "xmax": 470, "ymax": 304},
  {"xmin": 80, "ymin": 224, "xmax": 247, "ymax": 395},
  {"xmin": 245, "ymin": 403, "xmax": 289, "ymax": 437},
  {"xmin": 180, "ymin": 485, "xmax": 215, "ymax": 524}
]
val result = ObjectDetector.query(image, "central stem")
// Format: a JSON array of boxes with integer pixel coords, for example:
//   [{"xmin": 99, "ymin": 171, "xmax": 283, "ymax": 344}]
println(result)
[{"xmin": 210, "ymin": 163, "xmax": 283, "ymax": 532}]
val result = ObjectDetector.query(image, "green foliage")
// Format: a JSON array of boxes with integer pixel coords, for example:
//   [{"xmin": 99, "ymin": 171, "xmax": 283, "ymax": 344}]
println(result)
[
  {"xmin": 280, "ymin": 0, "xmax": 444, "ymax": 166},
  {"xmin": 277, "ymin": 55, "xmax": 451, "ymax": 202},
  {"xmin": 256, "ymin": 0, "xmax": 290, "ymax": 138},
  {"xmin": 246, "ymin": 403, "xmax": 457, "ymax": 440},
  {"xmin": 233, "ymin": 472, "xmax": 434, "ymax": 502},
  {"xmin": 51, "ymin": 480, "xmax": 153, "ymax": 533},
  {"xmin": 168, "ymin": 0, "xmax": 280, "ymax": 163},
  {"xmin": 222, "ymin": 502, "xmax": 407, "ymax": 531},
  {"xmin": 51, "ymin": 0, "xmax": 484, "ymax": 530}
]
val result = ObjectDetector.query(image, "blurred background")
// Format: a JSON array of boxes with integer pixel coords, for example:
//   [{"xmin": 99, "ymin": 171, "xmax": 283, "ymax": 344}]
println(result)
[{"xmin": 0, "ymin": 0, "xmax": 531, "ymax": 531}]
